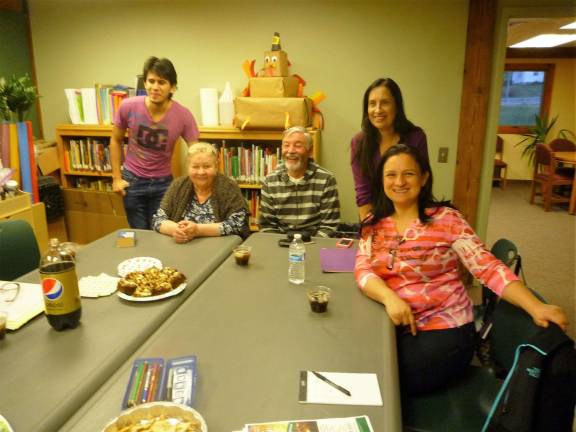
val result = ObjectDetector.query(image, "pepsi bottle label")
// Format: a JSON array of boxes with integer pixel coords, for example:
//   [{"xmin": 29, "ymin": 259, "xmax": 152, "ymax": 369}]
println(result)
[{"xmin": 40, "ymin": 264, "xmax": 81, "ymax": 316}]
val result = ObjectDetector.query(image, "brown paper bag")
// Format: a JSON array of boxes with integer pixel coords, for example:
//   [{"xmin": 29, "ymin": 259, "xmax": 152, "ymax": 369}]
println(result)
[
  {"xmin": 249, "ymin": 77, "xmax": 299, "ymax": 98},
  {"xmin": 234, "ymin": 97, "xmax": 312, "ymax": 130}
]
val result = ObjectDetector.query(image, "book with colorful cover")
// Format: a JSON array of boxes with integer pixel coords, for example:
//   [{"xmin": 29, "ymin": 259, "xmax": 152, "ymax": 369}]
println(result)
[
  {"xmin": 9, "ymin": 123, "xmax": 20, "ymax": 184},
  {"xmin": 243, "ymin": 415, "xmax": 374, "ymax": 432},
  {"xmin": 17, "ymin": 122, "xmax": 33, "ymax": 198},
  {"xmin": 25, "ymin": 121, "xmax": 39, "ymax": 202}
]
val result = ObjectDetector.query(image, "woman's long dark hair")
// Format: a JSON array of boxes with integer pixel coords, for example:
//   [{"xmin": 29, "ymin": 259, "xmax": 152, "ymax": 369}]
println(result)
[
  {"xmin": 353, "ymin": 78, "xmax": 418, "ymax": 181},
  {"xmin": 368, "ymin": 144, "xmax": 446, "ymax": 226}
]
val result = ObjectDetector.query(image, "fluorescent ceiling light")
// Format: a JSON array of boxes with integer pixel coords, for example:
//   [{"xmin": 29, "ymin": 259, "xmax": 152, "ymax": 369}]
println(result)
[
  {"xmin": 560, "ymin": 22, "xmax": 576, "ymax": 30},
  {"xmin": 511, "ymin": 34, "xmax": 576, "ymax": 48}
]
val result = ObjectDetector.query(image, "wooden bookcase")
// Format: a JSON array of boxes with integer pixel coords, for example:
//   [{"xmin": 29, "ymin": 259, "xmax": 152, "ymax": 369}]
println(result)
[
  {"xmin": 55, "ymin": 124, "xmax": 189, "ymax": 243},
  {"xmin": 197, "ymin": 127, "xmax": 321, "ymax": 230},
  {"xmin": 55, "ymin": 124, "xmax": 126, "ymax": 243}
]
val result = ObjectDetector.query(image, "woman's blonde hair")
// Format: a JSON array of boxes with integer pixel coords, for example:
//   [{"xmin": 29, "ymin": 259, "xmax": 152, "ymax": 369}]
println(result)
[{"xmin": 188, "ymin": 142, "xmax": 218, "ymax": 160}]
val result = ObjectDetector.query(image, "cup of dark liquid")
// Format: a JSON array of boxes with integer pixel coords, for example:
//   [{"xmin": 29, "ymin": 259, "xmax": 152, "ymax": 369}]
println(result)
[
  {"xmin": 0, "ymin": 311, "xmax": 7, "ymax": 340},
  {"xmin": 307, "ymin": 286, "xmax": 331, "ymax": 313},
  {"xmin": 233, "ymin": 245, "xmax": 252, "ymax": 266}
]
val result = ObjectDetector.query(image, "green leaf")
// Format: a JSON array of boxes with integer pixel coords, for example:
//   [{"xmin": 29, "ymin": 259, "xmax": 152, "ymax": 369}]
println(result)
[
  {"xmin": 515, "ymin": 113, "xmax": 574, "ymax": 165},
  {"xmin": 0, "ymin": 74, "xmax": 39, "ymax": 120}
]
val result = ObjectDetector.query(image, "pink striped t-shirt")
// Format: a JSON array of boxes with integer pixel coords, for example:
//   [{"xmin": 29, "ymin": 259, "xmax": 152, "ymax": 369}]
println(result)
[
  {"xmin": 355, "ymin": 207, "xmax": 519, "ymax": 331},
  {"xmin": 114, "ymin": 96, "xmax": 199, "ymax": 178}
]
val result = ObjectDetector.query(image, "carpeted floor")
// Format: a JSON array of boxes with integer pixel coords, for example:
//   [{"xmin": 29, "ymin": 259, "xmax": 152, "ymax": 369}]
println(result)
[{"xmin": 486, "ymin": 180, "xmax": 576, "ymax": 340}]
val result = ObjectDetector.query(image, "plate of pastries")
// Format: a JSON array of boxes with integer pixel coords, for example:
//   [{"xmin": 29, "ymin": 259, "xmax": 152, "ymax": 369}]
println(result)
[{"xmin": 116, "ymin": 262, "xmax": 187, "ymax": 302}]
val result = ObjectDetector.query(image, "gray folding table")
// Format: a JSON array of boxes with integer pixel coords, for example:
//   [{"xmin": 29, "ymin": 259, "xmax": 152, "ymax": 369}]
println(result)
[
  {"xmin": 61, "ymin": 233, "xmax": 402, "ymax": 431},
  {"xmin": 0, "ymin": 230, "xmax": 241, "ymax": 432}
]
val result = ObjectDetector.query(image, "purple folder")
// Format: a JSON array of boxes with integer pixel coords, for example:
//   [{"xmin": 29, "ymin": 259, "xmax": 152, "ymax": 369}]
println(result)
[{"xmin": 319, "ymin": 247, "xmax": 357, "ymax": 273}]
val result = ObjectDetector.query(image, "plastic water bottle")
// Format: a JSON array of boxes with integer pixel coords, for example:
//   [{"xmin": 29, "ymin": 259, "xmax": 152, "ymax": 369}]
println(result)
[{"xmin": 288, "ymin": 234, "xmax": 305, "ymax": 284}]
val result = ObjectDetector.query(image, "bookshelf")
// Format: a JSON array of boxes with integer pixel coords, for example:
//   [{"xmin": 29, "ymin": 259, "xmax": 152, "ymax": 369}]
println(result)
[
  {"xmin": 55, "ymin": 124, "xmax": 184, "ymax": 243},
  {"xmin": 197, "ymin": 127, "xmax": 321, "ymax": 230}
]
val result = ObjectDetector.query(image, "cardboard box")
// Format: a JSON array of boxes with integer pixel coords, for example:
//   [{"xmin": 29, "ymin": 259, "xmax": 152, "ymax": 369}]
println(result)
[
  {"xmin": 65, "ymin": 211, "xmax": 128, "ymax": 244},
  {"xmin": 116, "ymin": 230, "xmax": 136, "ymax": 248},
  {"xmin": 234, "ymin": 97, "xmax": 313, "ymax": 130},
  {"xmin": 48, "ymin": 216, "xmax": 68, "ymax": 243},
  {"xmin": 249, "ymin": 76, "xmax": 299, "ymax": 98},
  {"xmin": 257, "ymin": 50, "xmax": 289, "ymax": 77},
  {"xmin": 63, "ymin": 189, "xmax": 128, "ymax": 244},
  {"xmin": 0, "ymin": 192, "xmax": 32, "ymax": 218},
  {"xmin": 63, "ymin": 189, "xmax": 126, "ymax": 216},
  {"xmin": 36, "ymin": 146, "xmax": 60, "ymax": 175}
]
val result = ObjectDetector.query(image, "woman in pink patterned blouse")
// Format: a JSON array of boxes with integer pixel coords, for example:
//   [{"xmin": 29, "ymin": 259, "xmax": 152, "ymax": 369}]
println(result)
[{"xmin": 355, "ymin": 144, "xmax": 568, "ymax": 396}]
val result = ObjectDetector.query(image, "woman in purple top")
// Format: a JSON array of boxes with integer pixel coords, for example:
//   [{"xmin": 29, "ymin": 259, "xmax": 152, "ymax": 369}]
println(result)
[{"xmin": 351, "ymin": 78, "xmax": 429, "ymax": 221}]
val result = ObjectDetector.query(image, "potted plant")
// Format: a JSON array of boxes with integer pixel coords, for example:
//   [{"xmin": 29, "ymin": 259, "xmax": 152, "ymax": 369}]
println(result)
[
  {"xmin": 0, "ymin": 93, "xmax": 9, "ymax": 121},
  {"xmin": 516, "ymin": 114, "xmax": 575, "ymax": 165},
  {"xmin": 0, "ymin": 74, "xmax": 39, "ymax": 122}
]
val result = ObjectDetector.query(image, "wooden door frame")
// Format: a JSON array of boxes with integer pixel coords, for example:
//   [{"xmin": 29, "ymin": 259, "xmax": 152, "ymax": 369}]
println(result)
[{"xmin": 452, "ymin": 0, "xmax": 497, "ymax": 229}]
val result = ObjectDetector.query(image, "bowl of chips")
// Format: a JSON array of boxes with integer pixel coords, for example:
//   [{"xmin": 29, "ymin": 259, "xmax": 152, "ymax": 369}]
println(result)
[{"xmin": 101, "ymin": 402, "xmax": 207, "ymax": 432}]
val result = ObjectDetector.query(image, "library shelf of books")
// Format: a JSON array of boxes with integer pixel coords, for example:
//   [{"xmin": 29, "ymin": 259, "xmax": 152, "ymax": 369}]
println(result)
[
  {"xmin": 55, "ymin": 124, "xmax": 128, "ymax": 243},
  {"xmin": 55, "ymin": 124, "xmax": 321, "ymax": 239}
]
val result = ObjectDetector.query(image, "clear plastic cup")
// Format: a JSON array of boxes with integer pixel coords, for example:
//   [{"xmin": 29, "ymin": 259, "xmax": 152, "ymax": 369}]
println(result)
[
  {"xmin": 307, "ymin": 286, "xmax": 331, "ymax": 313},
  {"xmin": 233, "ymin": 245, "xmax": 252, "ymax": 266}
]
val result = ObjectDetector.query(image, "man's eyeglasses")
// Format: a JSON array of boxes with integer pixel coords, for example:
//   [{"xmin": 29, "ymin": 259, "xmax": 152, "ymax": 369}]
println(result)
[{"xmin": 0, "ymin": 282, "xmax": 20, "ymax": 303}]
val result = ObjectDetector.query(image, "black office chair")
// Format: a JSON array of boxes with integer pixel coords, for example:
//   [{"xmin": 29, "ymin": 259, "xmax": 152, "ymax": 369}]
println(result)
[
  {"xmin": 405, "ymin": 239, "xmax": 524, "ymax": 432},
  {"xmin": 0, "ymin": 219, "xmax": 41, "ymax": 280},
  {"xmin": 403, "ymin": 288, "xmax": 572, "ymax": 432},
  {"xmin": 477, "ymin": 239, "xmax": 524, "ymax": 330}
]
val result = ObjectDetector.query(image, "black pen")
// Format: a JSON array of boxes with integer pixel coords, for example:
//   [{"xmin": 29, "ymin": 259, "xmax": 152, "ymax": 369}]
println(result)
[{"xmin": 311, "ymin": 371, "xmax": 352, "ymax": 397}]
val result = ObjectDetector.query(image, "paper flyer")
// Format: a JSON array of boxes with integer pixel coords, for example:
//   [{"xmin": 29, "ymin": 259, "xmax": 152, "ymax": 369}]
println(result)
[{"xmin": 243, "ymin": 415, "xmax": 374, "ymax": 432}]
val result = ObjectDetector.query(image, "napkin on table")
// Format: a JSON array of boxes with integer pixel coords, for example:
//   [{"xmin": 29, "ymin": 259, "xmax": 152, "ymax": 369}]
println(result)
[{"xmin": 79, "ymin": 273, "xmax": 120, "ymax": 298}]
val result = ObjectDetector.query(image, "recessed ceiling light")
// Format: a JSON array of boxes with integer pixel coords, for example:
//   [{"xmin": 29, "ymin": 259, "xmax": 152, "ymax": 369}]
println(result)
[
  {"xmin": 560, "ymin": 22, "xmax": 576, "ymax": 30},
  {"xmin": 511, "ymin": 34, "xmax": 576, "ymax": 48}
]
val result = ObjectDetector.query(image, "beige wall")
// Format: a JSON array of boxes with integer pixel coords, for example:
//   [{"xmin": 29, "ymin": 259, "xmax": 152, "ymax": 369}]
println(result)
[
  {"xmin": 500, "ymin": 57, "xmax": 576, "ymax": 180},
  {"xmin": 28, "ymin": 0, "xmax": 469, "ymax": 222}
]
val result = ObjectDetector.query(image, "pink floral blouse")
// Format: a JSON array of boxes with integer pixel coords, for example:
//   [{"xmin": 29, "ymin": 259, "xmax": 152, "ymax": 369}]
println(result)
[{"xmin": 355, "ymin": 207, "xmax": 519, "ymax": 331}]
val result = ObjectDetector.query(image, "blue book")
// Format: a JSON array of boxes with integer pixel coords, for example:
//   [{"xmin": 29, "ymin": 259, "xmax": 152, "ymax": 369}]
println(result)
[
  {"xmin": 122, "ymin": 355, "xmax": 197, "ymax": 409},
  {"xmin": 17, "ymin": 122, "xmax": 32, "ymax": 194}
]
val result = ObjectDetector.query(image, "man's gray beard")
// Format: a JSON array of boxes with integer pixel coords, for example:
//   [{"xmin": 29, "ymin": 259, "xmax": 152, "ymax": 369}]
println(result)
[{"xmin": 285, "ymin": 158, "xmax": 304, "ymax": 174}]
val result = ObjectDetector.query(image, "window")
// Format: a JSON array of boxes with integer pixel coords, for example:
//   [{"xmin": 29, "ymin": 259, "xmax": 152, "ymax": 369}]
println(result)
[{"xmin": 498, "ymin": 63, "xmax": 555, "ymax": 134}]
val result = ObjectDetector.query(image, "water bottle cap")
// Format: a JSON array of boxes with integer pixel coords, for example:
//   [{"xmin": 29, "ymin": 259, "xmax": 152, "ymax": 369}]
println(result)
[{"xmin": 294, "ymin": 234, "xmax": 302, "ymax": 239}]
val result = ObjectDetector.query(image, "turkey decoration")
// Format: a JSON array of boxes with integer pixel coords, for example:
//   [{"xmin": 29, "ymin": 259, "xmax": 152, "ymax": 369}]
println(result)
[{"xmin": 236, "ymin": 32, "xmax": 325, "ymax": 130}]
